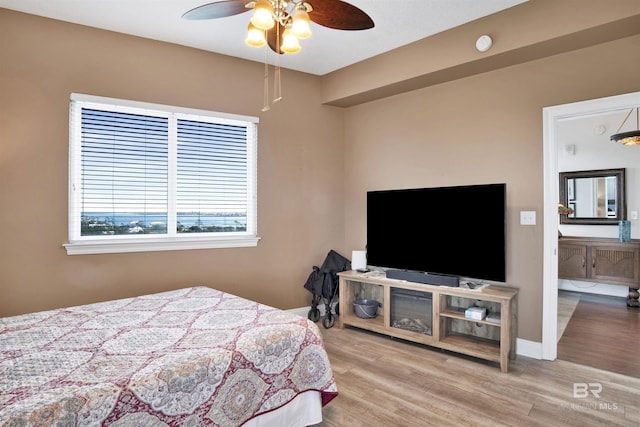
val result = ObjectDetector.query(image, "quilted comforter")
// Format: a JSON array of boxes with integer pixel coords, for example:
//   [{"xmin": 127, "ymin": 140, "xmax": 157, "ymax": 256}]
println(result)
[{"xmin": 0, "ymin": 286, "xmax": 338, "ymax": 426}]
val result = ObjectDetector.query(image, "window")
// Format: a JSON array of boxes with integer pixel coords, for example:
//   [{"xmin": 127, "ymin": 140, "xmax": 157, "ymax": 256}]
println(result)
[{"xmin": 65, "ymin": 94, "xmax": 259, "ymax": 255}]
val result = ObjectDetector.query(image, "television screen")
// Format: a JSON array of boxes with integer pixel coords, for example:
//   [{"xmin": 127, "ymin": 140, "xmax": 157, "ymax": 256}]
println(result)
[{"xmin": 367, "ymin": 183, "xmax": 506, "ymax": 283}]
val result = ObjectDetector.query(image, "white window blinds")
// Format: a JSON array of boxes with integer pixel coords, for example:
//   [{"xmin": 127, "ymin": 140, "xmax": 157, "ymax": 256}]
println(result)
[
  {"xmin": 176, "ymin": 119, "xmax": 248, "ymax": 233},
  {"xmin": 66, "ymin": 94, "xmax": 259, "ymax": 255},
  {"xmin": 80, "ymin": 108, "xmax": 169, "ymax": 235}
]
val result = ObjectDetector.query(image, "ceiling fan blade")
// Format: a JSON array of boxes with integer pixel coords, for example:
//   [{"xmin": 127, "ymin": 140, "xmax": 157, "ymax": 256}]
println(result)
[
  {"xmin": 308, "ymin": 0, "xmax": 374, "ymax": 30},
  {"xmin": 266, "ymin": 23, "xmax": 286, "ymax": 54},
  {"xmin": 182, "ymin": 1, "xmax": 248, "ymax": 20}
]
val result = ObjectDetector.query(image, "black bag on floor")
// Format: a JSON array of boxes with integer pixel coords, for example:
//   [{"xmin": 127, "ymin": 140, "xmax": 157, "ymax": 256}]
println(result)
[{"xmin": 303, "ymin": 250, "xmax": 351, "ymax": 328}]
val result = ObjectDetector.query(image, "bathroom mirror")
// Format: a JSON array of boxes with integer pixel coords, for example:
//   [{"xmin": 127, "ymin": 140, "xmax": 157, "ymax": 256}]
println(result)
[{"xmin": 559, "ymin": 168, "xmax": 626, "ymax": 225}]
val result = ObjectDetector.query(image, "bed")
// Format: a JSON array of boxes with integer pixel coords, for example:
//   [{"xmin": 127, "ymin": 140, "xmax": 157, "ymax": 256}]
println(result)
[{"xmin": 0, "ymin": 286, "xmax": 338, "ymax": 426}]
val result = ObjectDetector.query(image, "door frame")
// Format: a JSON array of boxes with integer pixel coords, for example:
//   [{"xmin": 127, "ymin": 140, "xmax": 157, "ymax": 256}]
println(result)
[{"xmin": 542, "ymin": 91, "xmax": 640, "ymax": 360}]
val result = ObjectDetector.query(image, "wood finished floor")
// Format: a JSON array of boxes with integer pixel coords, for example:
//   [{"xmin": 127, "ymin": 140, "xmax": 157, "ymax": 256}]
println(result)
[
  {"xmin": 557, "ymin": 291, "xmax": 580, "ymax": 341},
  {"xmin": 315, "ymin": 324, "xmax": 640, "ymax": 426},
  {"xmin": 557, "ymin": 292, "xmax": 640, "ymax": 377}
]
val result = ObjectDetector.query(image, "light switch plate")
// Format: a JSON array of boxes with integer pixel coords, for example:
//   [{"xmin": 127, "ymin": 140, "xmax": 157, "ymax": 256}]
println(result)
[{"xmin": 520, "ymin": 211, "xmax": 536, "ymax": 225}]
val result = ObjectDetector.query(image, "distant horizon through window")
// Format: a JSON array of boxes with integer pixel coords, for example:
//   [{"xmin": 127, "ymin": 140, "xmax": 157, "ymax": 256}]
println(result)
[{"xmin": 65, "ymin": 94, "xmax": 259, "ymax": 254}]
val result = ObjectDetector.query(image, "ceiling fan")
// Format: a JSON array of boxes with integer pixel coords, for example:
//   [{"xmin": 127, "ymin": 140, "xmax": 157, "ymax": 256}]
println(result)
[{"xmin": 182, "ymin": 0, "xmax": 375, "ymax": 54}]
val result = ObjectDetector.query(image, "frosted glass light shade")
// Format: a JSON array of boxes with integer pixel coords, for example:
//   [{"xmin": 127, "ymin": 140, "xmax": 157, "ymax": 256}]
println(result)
[
  {"xmin": 245, "ymin": 23, "xmax": 267, "ymax": 47},
  {"xmin": 281, "ymin": 29, "xmax": 301, "ymax": 54},
  {"xmin": 291, "ymin": 9, "xmax": 312, "ymax": 39},
  {"xmin": 251, "ymin": 0, "xmax": 275, "ymax": 30}
]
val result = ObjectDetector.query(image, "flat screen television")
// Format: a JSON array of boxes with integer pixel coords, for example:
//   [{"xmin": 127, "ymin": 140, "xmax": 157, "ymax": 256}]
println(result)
[{"xmin": 367, "ymin": 183, "xmax": 506, "ymax": 283}]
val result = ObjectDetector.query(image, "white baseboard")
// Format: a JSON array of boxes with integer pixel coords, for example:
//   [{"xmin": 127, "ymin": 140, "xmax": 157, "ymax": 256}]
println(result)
[
  {"xmin": 287, "ymin": 302, "xmax": 338, "ymax": 319},
  {"xmin": 558, "ymin": 279, "xmax": 628, "ymax": 298},
  {"xmin": 516, "ymin": 338, "xmax": 543, "ymax": 360}
]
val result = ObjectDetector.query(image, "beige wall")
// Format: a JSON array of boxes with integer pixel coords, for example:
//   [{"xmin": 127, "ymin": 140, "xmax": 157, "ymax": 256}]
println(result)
[
  {"xmin": 342, "ymin": 34, "xmax": 640, "ymax": 342},
  {"xmin": 337, "ymin": 0, "xmax": 640, "ymax": 343},
  {"xmin": 0, "ymin": 9, "xmax": 345, "ymax": 316},
  {"xmin": 2, "ymin": 2, "xmax": 640, "ymax": 345}
]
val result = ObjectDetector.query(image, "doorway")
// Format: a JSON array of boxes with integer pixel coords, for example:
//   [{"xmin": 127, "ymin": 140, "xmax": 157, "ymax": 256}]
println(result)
[{"xmin": 542, "ymin": 91, "xmax": 640, "ymax": 361}]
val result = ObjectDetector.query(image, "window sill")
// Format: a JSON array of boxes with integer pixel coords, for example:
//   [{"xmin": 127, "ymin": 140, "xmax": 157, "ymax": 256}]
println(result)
[{"xmin": 63, "ymin": 235, "xmax": 260, "ymax": 255}]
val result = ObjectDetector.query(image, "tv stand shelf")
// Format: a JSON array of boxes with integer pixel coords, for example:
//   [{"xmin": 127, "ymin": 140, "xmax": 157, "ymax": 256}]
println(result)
[{"xmin": 337, "ymin": 270, "xmax": 518, "ymax": 372}]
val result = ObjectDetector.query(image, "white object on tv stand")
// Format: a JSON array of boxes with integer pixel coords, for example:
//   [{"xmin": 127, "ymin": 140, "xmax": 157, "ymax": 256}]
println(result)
[{"xmin": 337, "ymin": 270, "xmax": 518, "ymax": 372}]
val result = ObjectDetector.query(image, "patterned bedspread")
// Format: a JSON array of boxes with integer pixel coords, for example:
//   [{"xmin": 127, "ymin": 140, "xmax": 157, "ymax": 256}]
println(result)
[{"xmin": 0, "ymin": 286, "xmax": 338, "ymax": 426}]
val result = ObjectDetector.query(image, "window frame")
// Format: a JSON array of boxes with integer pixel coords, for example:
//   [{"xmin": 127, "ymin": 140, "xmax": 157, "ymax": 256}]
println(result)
[{"xmin": 64, "ymin": 93, "xmax": 260, "ymax": 255}]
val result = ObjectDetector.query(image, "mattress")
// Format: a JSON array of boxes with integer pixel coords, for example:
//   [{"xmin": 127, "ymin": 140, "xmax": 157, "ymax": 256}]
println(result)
[{"xmin": 0, "ymin": 286, "xmax": 338, "ymax": 426}]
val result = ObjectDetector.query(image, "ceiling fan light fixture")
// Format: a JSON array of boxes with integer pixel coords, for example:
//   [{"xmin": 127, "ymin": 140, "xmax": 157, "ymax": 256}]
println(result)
[
  {"xmin": 291, "ymin": 7, "xmax": 312, "ymax": 39},
  {"xmin": 245, "ymin": 23, "xmax": 267, "ymax": 48},
  {"xmin": 610, "ymin": 108, "xmax": 640, "ymax": 146},
  {"xmin": 250, "ymin": 0, "xmax": 275, "ymax": 30},
  {"xmin": 281, "ymin": 28, "xmax": 301, "ymax": 54},
  {"xmin": 182, "ymin": 0, "xmax": 374, "ymax": 109}
]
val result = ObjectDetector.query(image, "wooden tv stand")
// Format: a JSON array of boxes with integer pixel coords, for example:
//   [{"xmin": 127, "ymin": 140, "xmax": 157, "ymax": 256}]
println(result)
[{"xmin": 337, "ymin": 270, "xmax": 518, "ymax": 372}]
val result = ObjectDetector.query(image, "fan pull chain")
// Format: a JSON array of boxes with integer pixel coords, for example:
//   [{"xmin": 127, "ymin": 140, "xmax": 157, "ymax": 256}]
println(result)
[
  {"xmin": 261, "ymin": 39, "xmax": 270, "ymax": 112},
  {"xmin": 273, "ymin": 65, "xmax": 282, "ymax": 103},
  {"xmin": 273, "ymin": 24, "xmax": 282, "ymax": 103}
]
